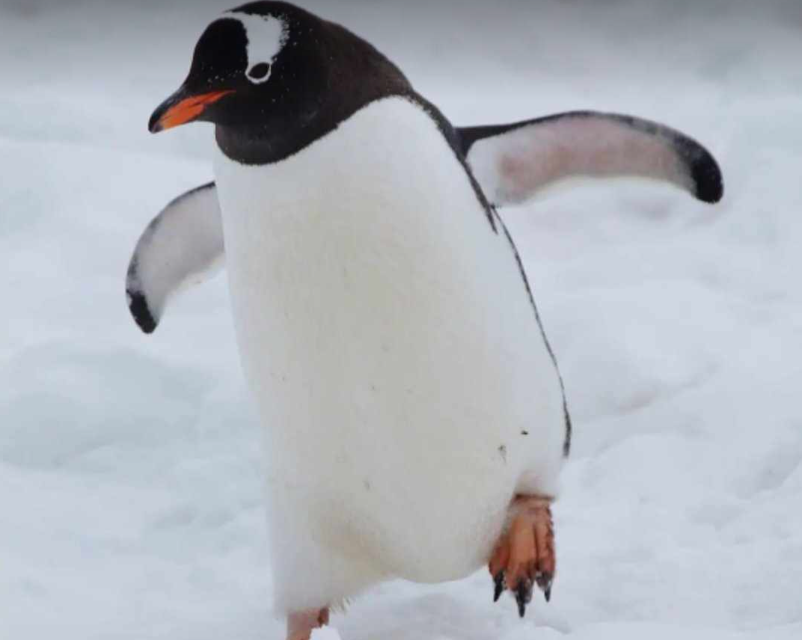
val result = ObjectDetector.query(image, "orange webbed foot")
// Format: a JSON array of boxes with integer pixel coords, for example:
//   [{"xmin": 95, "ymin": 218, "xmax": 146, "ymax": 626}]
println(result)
[{"xmin": 489, "ymin": 495, "xmax": 555, "ymax": 617}]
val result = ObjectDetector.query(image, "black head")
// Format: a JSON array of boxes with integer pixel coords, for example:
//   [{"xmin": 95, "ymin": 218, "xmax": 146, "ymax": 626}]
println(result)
[{"xmin": 149, "ymin": 1, "xmax": 413, "ymax": 163}]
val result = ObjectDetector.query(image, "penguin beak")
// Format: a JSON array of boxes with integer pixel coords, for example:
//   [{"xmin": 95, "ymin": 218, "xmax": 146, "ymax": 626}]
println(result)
[{"xmin": 148, "ymin": 85, "xmax": 234, "ymax": 133}]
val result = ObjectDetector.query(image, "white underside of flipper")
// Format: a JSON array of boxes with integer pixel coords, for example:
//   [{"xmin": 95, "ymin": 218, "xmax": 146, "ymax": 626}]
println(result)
[
  {"xmin": 462, "ymin": 111, "xmax": 723, "ymax": 206},
  {"xmin": 213, "ymin": 97, "xmax": 566, "ymax": 613},
  {"xmin": 126, "ymin": 182, "xmax": 223, "ymax": 333}
]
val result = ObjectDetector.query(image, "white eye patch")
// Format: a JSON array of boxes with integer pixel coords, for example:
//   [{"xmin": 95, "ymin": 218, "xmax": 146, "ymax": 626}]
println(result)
[{"xmin": 223, "ymin": 12, "xmax": 288, "ymax": 84}]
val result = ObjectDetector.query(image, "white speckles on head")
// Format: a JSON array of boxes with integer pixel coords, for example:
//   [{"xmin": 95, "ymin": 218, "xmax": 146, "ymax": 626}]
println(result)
[{"xmin": 223, "ymin": 11, "xmax": 288, "ymax": 84}]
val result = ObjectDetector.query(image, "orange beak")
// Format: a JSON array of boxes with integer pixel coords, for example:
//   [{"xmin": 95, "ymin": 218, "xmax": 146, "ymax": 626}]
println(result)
[{"xmin": 149, "ymin": 87, "xmax": 234, "ymax": 133}]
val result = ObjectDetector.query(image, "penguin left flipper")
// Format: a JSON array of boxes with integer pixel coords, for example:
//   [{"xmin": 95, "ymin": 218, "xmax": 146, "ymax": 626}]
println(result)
[
  {"xmin": 126, "ymin": 182, "xmax": 223, "ymax": 334},
  {"xmin": 458, "ymin": 111, "xmax": 724, "ymax": 207}
]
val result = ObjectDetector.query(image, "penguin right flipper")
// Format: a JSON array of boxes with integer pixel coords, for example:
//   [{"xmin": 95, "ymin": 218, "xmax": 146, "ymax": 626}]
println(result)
[
  {"xmin": 126, "ymin": 182, "xmax": 223, "ymax": 334},
  {"xmin": 458, "ymin": 111, "xmax": 724, "ymax": 207}
]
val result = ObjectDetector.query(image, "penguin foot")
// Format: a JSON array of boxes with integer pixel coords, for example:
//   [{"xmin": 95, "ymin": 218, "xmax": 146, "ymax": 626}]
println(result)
[
  {"xmin": 287, "ymin": 607, "xmax": 330, "ymax": 640},
  {"xmin": 488, "ymin": 495, "xmax": 555, "ymax": 618}
]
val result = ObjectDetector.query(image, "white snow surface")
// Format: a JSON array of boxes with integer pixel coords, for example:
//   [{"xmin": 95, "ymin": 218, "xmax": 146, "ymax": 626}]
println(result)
[
  {"xmin": 310, "ymin": 627, "xmax": 342, "ymax": 640},
  {"xmin": 1, "ymin": 0, "xmax": 800, "ymax": 638}
]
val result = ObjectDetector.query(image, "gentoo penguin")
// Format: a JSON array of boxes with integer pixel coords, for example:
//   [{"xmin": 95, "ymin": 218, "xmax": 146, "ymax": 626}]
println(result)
[{"xmin": 126, "ymin": 3, "xmax": 723, "ymax": 638}]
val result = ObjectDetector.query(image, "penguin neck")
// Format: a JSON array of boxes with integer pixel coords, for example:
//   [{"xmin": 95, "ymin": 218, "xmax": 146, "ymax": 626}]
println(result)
[{"xmin": 216, "ymin": 112, "xmax": 337, "ymax": 166}]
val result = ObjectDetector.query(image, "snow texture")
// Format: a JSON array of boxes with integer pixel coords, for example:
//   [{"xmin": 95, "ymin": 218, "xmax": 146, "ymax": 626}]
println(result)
[
  {"xmin": 311, "ymin": 628, "xmax": 343, "ymax": 640},
  {"xmin": 1, "ymin": 0, "xmax": 800, "ymax": 639}
]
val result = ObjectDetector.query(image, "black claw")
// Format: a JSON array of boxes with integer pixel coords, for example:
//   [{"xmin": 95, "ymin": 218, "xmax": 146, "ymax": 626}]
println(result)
[
  {"xmin": 515, "ymin": 579, "xmax": 533, "ymax": 618},
  {"xmin": 535, "ymin": 571, "xmax": 553, "ymax": 594},
  {"xmin": 544, "ymin": 585, "xmax": 552, "ymax": 603},
  {"xmin": 493, "ymin": 571, "xmax": 505, "ymax": 602}
]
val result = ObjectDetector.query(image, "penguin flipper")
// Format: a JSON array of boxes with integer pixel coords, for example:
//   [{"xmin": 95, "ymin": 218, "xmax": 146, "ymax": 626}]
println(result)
[
  {"xmin": 126, "ymin": 182, "xmax": 223, "ymax": 334},
  {"xmin": 458, "ymin": 111, "xmax": 723, "ymax": 207}
]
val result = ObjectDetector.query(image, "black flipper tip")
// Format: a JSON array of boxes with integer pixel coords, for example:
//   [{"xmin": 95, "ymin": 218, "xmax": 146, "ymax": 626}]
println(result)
[
  {"xmin": 672, "ymin": 133, "xmax": 724, "ymax": 204},
  {"xmin": 691, "ymin": 150, "xmax": 724, "ymax": 204},
  {"xmin": 127, "ymin": 289, "xmax": 157, "ymax": 334}
]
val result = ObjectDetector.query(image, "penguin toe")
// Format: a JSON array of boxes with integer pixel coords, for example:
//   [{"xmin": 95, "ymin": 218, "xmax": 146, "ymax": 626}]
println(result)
[
  {"xmin": 489, "ymin": 532, "xmax": 511, "ymax": 602},
  {"xmin": 492, "ymin": 570, "xmax": 505, "ymax": 602},
  {"xmin": 514, "ymin": 577, "xmax": 533, "ymax": 618},
  {"xmin": 532, "ymin": 498, "xmax": 556, "ymax": 599},
  {"xmin": 536, "ymin": 571, "xmax": 553, "ymax": 602}
]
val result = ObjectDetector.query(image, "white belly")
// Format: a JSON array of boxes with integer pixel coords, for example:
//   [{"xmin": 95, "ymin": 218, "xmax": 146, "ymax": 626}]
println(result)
[{"xmin": 213, "ymin": 97, "xmax": 566, "ymax": 611}]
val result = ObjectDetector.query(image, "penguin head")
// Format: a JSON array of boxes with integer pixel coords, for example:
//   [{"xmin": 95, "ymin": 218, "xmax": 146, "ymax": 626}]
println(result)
[
  {"xmin": 149, "ymin": 1, "xmax": 412, "ymax": 162},
  {"xmin": 148, "ymin": 2, "xmax": 326, "ymax": 132}
]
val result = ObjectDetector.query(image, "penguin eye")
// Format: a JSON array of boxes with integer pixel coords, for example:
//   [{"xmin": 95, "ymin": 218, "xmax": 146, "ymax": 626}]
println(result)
[{"xmin": 247, "ymin": 62, "xmax": 272, "ymax": 83}]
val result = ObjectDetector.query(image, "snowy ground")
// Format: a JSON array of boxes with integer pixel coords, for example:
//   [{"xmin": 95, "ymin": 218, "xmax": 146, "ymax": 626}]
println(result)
[{"xmin": 2, "ymin": 0, "xmax": 801, "ymax": 638}]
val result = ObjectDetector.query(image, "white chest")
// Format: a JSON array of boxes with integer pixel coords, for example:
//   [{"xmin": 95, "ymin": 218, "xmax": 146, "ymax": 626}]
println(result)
[{"xmin": 213, "ymin": 97, "xmax": 565, "ymax": 583}]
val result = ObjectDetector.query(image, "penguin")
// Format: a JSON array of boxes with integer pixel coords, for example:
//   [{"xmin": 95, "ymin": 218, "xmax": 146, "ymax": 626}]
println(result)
[{"xmin": 127, "ymin": 3, "xmax": 723, "ymax": 639}]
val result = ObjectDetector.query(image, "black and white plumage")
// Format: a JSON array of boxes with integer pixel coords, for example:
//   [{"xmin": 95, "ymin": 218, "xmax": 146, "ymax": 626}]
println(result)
[
  {"xmin": 128, "ymin": 110, "xmax": 722, "ymax": 333},
  {"xmin": 126, "ymin": 0, "xmax": 723, "ymax": 623}
]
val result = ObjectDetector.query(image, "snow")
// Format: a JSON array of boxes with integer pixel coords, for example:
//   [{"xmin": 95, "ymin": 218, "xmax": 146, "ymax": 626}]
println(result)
[
  {"xmin": 1, "ymin": 0, "xmax": 800, "ymax": 639},
  {"xmin": 311, "ymin": 627, "xmax": 342, "ymax": 640}
]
